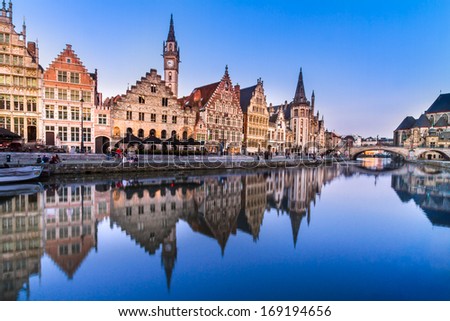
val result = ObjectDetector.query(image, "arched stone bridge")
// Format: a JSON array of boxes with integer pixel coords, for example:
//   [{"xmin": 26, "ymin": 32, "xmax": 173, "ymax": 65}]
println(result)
[{"xmin": 340, "ymin": 146, "xmax": 450, "ymax": 160}]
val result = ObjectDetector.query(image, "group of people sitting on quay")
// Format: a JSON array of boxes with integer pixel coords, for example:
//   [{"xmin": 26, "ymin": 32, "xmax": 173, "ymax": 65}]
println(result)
[{"xmin": 36, "ymin": 154, "xmax": 61, "ymax": 164}]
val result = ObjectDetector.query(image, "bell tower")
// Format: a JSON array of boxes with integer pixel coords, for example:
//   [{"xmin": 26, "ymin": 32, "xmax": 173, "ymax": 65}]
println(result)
[{"xmin": 163, "ymin": 14, "xmax": 180, "ymax": 97}]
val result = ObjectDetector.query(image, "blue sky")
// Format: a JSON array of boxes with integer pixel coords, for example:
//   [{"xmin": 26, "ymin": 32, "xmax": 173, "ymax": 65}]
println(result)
[{"xmin": 12, "ymin": 0, "xmax": 450, "ymax": 137}]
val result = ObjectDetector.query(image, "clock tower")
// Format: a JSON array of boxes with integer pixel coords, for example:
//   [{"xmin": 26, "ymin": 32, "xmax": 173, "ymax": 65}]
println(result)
[{"xmin": 163, "ymin": 14, "xmax": 180, "ymax": 97}]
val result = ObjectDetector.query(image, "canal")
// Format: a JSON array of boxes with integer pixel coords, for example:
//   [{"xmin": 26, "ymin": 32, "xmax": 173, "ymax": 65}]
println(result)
[{"xmin": 1, "ymin": 158, "xmax": 450, "ymax": 300}]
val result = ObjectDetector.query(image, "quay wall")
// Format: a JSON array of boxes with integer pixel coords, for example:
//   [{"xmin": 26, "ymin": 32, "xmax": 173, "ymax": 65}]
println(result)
[{"xmin": 0, "ymin": 152, "xmax": 343, "ymax": 176}]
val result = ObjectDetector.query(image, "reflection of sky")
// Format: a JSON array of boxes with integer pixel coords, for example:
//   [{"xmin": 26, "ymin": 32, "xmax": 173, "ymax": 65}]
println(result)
[{"xmin": 19, "ymin": 168, "xmax": 450, "ymax": 300}]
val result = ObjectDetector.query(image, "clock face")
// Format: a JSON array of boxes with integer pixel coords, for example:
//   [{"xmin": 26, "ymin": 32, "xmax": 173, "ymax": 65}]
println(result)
[{"xmin": 167, "ymin": 60, "xmax": 174, "ymax": 67}]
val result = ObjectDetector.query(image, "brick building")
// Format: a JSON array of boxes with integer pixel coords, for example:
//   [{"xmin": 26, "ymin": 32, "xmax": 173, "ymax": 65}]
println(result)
[
  {"xmin": 43, "ymin": 44, "xmax": 100, "ymax": 152},
  {"xmin": 180, "ymin": 66, "xmax": 243, "ymax": 154}
]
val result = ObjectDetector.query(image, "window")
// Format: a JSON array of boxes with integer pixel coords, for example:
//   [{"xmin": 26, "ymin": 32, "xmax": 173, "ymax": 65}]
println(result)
[
  {"xmin": 0, "ymin": 74, "xmax": 10, "ymax": 85},
  {"xmin": 71, "ymin": 127, "xmax": 80, "ymax": 142},
  {"xmin": 58, "ymin": 71, "xmax": 68, "ymax": 82},
  {"xmin": 82, "ymin": 108, "xmax": 91, "ymax": 121},
  {"xmin": 82, "ymin": 91, "xmax": 91, "ymax": 103},
  {"xmin": 138, "ymin": 129, "xmax": 144, "ymax": 138},
  {"xmin": 13, "ymin": 76, "xmax": 23, "ymax": 86},
  {"xmin": 161, "ymin": 130, "xmax": 167, "ymax": 139},
  {"xmin": 71, "ymin": 106, "xmax": 80, "ymax": 120},
  {"xmin": 0, "ymin": 33, "xmax": 10, "ymax": 43},
  {"xmin": 151, "ymin": 84, "xmax": 157, "ymax": 93},
  {"xmin": 162, "ymin": 97, "xmax": 168, "ymax": 106},
  {"xmin": 26, "ymin": 77, "xmax": 37, "ymax": 87},
  {"xmin": 58, "ymin": 126, "xmax": 68, "ymax": 141},
  {"xmin": 150, "ymin": 113, "xmax": 156, "ymax": 122},
  {"xmin": 98, "ymin": 114, "xmax": 107, "ymax": 125},
  {"xmin": 126, "ymin": 111, "xmax": 132, "ymax": 120},
  {"xmin": 162, "ymin": 114, "xmax": 167, "ymax": 123},
  {"xmin": 0, "ymin": 95, "xmax": 6, "ymax": 110},
  {"xmin": 27, "ymin": 98, "xmax": 37, "ymax": 112},
  {"xmin": 45, "ymin": 87, "xmax": 55, "ymax": 99},
  {"xmin": 58, "ymin": 88, "xmax": 67, "ymax": 100},
  {"xmin": 70, "ymin": 90, "xmax": 79, "ymax": 101},
  {"xmin": 139, "ymin": 112, "xmax": 145, "ymax": 121},
  {"xmin": 83, "ymin": 128, "xmax": 92, "ymax": 142},
  {"xmin": 58, "ymin": 106, "xmax": 68, "ymax": 120},
  {"xmin": 139, "ymin": 96, "xmax": 145, "ymax": 104},
  {"xmin": 70, "ymin": 72, "xmax": 80, "ymax": 84},
  {"xmin": 172, "ymin": 116, "xmax": 177, "ymax": 124},
  {"xmin": 12, "ymin": 56, "xmax": 23, "ymax": 66},
  {"xmin": 0, "ymin": 54, "xmax": 9, "ymax": 64},
  {"xmin": 13, "ymin": 96, "xmax": 24, "ymax": 111}
]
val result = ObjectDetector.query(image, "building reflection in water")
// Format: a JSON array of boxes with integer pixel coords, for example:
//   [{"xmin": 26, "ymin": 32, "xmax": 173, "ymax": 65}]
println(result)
[
  {"xmin": 0, "ymin": 166, "xmax": 344, "ymax": 298},
  {"xmin": 391, "ymin": 165, "xmax": 450, "ymax": 227},
  {"xmin": 0, "ymin": 188, "xmax": 44, "ymax": 300}
]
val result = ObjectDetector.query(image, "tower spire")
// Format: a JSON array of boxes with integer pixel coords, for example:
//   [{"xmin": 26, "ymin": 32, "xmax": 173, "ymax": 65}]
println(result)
[
  {"xmin": 293, "ymin": 68, "xmax": 307, "ymax": 104},
  {"xmin": 167, "ymin": 14, "xmax": 175, "ymax": 42}
]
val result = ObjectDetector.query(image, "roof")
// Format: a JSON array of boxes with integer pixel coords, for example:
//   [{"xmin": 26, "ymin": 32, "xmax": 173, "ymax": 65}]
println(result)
[
  {"xmin": 270, "ymin": 103, "xmax": 291, "ymax": 120},
  {"xmin": 183, "ymin": 82, "xmax": 220, "ymax": 108},
  {"xmin": 395, "ymin": 116, "xmax": 416, "ymax": 131},
  {"xmin": 426, "ymin": 93, "xmax": 450, "ymax": 114},
  {"xmin": 269, "ymin": 113, "xmax": 279, "ymax": 123},
  {"xmin": 434, "ymin": 115, "xmax": 448, "ymax": 127},
  {"xmin": 414, "ymin": 114, "xmax": 431, "ymax": 128},
  {"xmin": 239, "ymin": 85, "xmax": 257, "ymax": 113}
]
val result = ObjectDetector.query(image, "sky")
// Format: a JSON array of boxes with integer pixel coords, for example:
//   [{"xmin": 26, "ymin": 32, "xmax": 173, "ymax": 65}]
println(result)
[{"xmin": 11, "ymin": 0, "xmax": 450, "ymax": 138}]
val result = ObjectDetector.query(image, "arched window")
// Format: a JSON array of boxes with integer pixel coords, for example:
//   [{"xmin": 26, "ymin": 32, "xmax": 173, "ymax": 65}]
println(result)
[
  {"xmin": 138, "ymin": 129, "xmax": 144, "ymax": 138},
  {"xmin": 150, "ymin": 129, "xmax": 156, "ymax": 137},
  {"xmin": 169, "ymin": 72, "xmax": 172, "ymax": 81},
  {"xmin": 171, "ymin": 130, "xmax": 177, "ymax": 138},
  {"xmin": 182, "ymin": 131, "xmax": 188, "ymax": 140},
  {"xmin": 126, "ymin": 127, "xmax": 133, "ymax": 134},
  {"xmin": 161, "ymin": 130, "xmax": 167, "ymax": 139},
  {"xmin": 169, "ymin": 44, "xmax": 173, "ymax": 51}
]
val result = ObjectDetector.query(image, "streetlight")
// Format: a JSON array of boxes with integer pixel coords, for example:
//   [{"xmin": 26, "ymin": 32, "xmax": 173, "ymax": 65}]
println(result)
[{"xmin": 80, "ymin": 98, "xmax": 84, "ymax": 152}]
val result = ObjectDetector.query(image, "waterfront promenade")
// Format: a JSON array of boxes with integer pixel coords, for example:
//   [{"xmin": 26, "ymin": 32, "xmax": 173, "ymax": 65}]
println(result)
[{"xmin": 0, "ymin": 152, "xmax": 341, "ymax": 176}]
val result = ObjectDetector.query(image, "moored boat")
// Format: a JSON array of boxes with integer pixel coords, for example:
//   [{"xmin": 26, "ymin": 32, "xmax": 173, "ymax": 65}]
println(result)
[{"xmin": 0, "ymin": 166, "xmax": 43, "ymax": 183}]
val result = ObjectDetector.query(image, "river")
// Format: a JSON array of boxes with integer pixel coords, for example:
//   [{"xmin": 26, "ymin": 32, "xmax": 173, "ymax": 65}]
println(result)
[{"xmin": 1, "ymin": 158, "xmax": 450, "ymax": 300}]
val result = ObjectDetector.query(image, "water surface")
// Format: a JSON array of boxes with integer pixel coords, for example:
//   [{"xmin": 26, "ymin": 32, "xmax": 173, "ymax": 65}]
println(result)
[{"xmin": 1, "ymin": 159, "xmax": 450, "ymax": 300}]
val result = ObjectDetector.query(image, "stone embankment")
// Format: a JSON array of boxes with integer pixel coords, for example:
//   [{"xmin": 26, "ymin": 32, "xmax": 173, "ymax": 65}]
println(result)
[{"xmin": 0, "ymin": 152, "xmax": 344, "ymax": 176}]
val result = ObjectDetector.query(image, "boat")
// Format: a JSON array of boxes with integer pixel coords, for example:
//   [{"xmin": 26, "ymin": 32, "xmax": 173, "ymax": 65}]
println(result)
[
  {"xmin": 0, "ymin": 166, "xmax": 43, "ymax": 183},
  {"xmin": 0, "ymin": 182, "xmax": 44, "ymax": 197}
]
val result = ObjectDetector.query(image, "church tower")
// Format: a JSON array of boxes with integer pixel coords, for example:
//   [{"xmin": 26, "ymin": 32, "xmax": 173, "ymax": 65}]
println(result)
[{"xmin": 163, "ymin": 14, "xmax": 180, "ymax": 97}]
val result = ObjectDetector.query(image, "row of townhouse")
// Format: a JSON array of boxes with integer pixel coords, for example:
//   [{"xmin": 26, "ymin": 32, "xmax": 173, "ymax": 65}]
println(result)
[{"xmin": 1, "ymin": 2, "xmax": 327, "ymax": 155}]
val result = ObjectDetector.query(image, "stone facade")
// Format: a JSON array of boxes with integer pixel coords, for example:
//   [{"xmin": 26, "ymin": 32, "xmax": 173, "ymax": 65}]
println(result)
[
  {"xmin": 43, "ymin": 44, "xmax": 99, "ymax": 152},
  {"xmin": 0, "ymin": 2, "xmax": 42, "ymax": 143},
  {"xmin": 267, "ymin": 106, "xmax": 292, "ymax": 154},
  {"xmin": 106, "ymin": 69, "xmax": 196, "ymax": 145},
  {"xmin": 268, "ymin": 69, "xmax": 326, "ymax": 155},
  {"xmin": 240, "ymin": 78, "xmax": 269, "ymax": 154}
]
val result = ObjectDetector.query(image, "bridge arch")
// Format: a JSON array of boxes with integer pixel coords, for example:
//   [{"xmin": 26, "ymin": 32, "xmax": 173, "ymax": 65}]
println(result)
[
  {"xmin": 350, "ymin": 147, "xmax": 408, "ymax": 160},
  {"xmin": 417, "ymin": 149, "xmax": 450, "ymax": 161}
]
